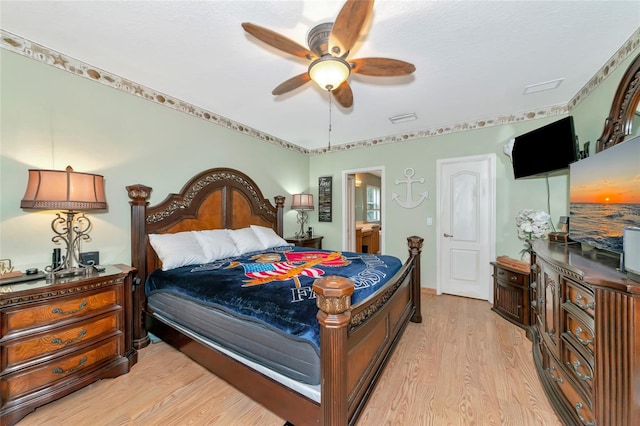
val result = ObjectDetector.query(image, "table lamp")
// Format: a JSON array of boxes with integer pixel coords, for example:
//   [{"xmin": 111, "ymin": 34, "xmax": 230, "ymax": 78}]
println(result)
[
  {"xmin": 20, "ymin": 166, "xmax": 107, "ymax": 277},
  {"xmin": 291, "ymin": 193, "xmax": 314, "ymax": 238}
]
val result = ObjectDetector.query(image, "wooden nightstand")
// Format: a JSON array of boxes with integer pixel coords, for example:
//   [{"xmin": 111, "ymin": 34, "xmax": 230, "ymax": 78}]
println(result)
[
  {"xmin": 286, "ymin": 236, "xmax": 323, "ymax": 249},
  {"xmin": 0, "ymin": 265, "xmax": 137, "ymax": 426},
  {"xmin": 490, "ymin": 261, "xmax": 531, "ymax": 329}
]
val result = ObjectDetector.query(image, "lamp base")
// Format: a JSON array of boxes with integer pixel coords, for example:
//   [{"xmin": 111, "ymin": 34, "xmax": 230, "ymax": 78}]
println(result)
[
  {"xmin": 295, "ymin": 210, "xmax": 309, "ymax": 239},
  {"xmin": 48, "ymin": 266, "xmax": 93, "ymax": 280}
]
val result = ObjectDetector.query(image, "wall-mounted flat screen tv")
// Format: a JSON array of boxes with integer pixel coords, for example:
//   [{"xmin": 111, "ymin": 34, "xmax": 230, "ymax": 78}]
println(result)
[
  {"xmin": 512, "ymin": 116, "xmax": 578, "ymax": 179},
  {"xmin": 569, "ymin": 135, "xmax": 640, "ymax": 253}
]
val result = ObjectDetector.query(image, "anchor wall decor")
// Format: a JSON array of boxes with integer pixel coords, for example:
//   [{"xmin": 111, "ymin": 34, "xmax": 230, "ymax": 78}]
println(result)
[{"xmin": 392, "ymin": 168, "xmax": 428, "ymax": 209}]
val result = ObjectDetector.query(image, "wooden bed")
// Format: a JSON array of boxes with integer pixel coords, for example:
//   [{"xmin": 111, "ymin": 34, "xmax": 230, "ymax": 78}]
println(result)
[{"xmin": 127, "ymin": 167, "xmax": 423, "ymax": 426}]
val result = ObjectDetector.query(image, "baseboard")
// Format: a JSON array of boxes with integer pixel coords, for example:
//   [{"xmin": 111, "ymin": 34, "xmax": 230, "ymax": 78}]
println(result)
[{"xmin": 421, "ymin": 287, "xmax": 436, "ymax": 295}]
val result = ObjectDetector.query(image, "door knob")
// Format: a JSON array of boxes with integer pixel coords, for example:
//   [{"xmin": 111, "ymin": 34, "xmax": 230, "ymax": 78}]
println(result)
[{"xmin": 444, "ymin": 233, "xmax": 454, "ymax": 238}]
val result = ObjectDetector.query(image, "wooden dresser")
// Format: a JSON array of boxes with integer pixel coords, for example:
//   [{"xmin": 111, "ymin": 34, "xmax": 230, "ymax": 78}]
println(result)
[
  {"xmin": 531, "ymin": 240, "xmax": 639, "ymax": 426},
  {"xmin": 0, "ymin": 265, "xmax": 137, "ymax": 426}
]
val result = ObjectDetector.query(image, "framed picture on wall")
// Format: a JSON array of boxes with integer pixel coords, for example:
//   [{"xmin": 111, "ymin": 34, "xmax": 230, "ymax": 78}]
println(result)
[{"xmin": 318, "ymin": 176, "xmax": 332, "ymax": 222}]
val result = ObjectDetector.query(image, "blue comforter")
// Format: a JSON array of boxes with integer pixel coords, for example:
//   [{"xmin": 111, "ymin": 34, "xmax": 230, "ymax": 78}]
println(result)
[{"xmin": 146, "ymin": 246, "xmax": 402, "ymax": 350}]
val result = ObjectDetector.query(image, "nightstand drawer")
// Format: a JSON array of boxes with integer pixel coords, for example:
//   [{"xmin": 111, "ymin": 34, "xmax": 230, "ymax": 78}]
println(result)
[
  {"xmin": 1, "ymin": 335, "xmax": 122, "ymax": 402},
  {"xmin": 495, "ymin": 266, "xmax": 525, "ymax": 287},
  {"xmin": 2, "ymin": 312, "xmax": 122, "ymax": 372},
  {"xmin": 2, "ymin": 286, "xmax": 121, "ymax": 337},
  {"xmin": 285, "ymin": 236, "xmax": 323, "ymax": 249}
]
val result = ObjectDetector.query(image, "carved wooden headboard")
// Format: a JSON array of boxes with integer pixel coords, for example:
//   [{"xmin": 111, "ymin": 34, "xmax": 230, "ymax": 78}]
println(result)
[
  {"xmin": 596, "ymin": 53, "xmax": 640, "ymax": 152},
  {"xmin": 127, "ymin": 167, "xmax": 285, "ymax": 285}
]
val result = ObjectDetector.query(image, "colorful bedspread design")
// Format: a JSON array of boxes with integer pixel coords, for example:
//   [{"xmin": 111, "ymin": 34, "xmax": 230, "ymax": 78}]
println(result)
[{"xmin": 146, "ymin": 246, "xmax": 402, "ymax": 350}]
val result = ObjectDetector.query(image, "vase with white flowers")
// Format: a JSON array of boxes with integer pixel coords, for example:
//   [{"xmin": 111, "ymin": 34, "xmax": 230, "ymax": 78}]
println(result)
[{"xmin": 515, "ymin": 209, "xmax": 551, "ymax": 261}]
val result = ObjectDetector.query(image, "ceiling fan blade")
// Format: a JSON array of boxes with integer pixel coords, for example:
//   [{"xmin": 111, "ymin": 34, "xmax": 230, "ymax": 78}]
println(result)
[
  {"xmin": 350, "ymin": 58, "xmax": 416, "ymax": 76},
  {"xmin": 242, "ymin": 22, "xmax": 317, "ymax": 60},
  {"xmin": 272, "ymin": 73, "xmax": 311, "ymax": 95},
  {"xmin": 329, "ymin": 0, "xmax": 374, "ymax": 57},
  {"xmin": 332, "ymin": 81, "xmax": 353, "ymax": 108}
]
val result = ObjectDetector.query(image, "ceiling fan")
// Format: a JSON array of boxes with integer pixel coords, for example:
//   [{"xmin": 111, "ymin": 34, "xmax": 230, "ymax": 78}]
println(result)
[{"xmin": 242, "ymin": 0, "xmax": 416, "ymax": 108}]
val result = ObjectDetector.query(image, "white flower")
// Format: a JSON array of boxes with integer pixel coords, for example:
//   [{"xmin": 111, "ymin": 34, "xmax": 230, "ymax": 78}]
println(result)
[{"xmin": 516, "ymin": 209, "xmax": 551, "ymax": 240}]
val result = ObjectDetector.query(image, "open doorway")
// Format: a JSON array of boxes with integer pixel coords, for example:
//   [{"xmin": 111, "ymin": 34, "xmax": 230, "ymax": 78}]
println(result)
[{"xmin": 342, "ymin": 167, "xmax": 385, "ymax": 253}]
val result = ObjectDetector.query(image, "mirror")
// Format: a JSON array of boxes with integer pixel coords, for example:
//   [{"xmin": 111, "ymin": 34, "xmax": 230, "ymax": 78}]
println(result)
[{"xmin": 596, "ymin": 53, "xmax": 640, "ymax": 152}]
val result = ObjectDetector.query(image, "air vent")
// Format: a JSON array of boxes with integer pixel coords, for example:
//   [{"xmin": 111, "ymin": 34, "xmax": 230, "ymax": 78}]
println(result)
[
  {"xmin": 389, "ymin": 113, "xmax": 417, "ymax": 124},
  {"xmin": 523, "ymin": 79, "xmax": 564, "ymax": 95}
]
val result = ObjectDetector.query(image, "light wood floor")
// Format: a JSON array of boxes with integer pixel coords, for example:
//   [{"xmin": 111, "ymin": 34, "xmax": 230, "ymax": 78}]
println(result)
[{"xmin": 18, "ymin": 294, "xmax": 561, "ymax": 425}]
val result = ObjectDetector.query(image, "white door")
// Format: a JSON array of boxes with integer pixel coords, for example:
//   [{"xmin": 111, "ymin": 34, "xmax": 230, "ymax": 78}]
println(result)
[
  {"xmin": 345, "ymin": 174, "xmax": 356, "ymax": 252},
  {"xmin": 342, "ymin": 167, "xmax": 385, "ymax": 252},
  {"xmin": 436, "ymin": 154, "xmax": 496, "ymax": 301}
]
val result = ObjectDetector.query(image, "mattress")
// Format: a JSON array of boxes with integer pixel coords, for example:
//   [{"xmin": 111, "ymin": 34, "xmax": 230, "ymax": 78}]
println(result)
[
  {"xmin": 145, "ymin": 246, "xmax": 403, "ymax": 385},
  {"xmin": 147, "ymin": 291, "xmax": 322, "ymax": 384}
]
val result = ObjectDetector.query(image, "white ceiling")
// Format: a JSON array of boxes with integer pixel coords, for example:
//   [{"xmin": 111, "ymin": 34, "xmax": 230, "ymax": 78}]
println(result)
[{"xmin": 1, "ymin": 1, "xmax": 639, "ymax": 152}]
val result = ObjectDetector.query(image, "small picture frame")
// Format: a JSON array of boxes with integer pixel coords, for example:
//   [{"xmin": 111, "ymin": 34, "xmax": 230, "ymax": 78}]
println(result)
[{"xmin": 318, "ymin": 176, "xmax": 332, "ymax": 222}]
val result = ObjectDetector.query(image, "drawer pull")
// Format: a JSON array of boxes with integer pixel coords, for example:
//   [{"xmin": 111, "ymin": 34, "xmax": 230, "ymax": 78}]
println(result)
[
  {"xmin": 546, "ymin": 365, "xmax": 564, "ymax": 383},
  {"xmin": 575, "ymin": 402, "xmax": 595, "ymax": 426},
  {"xmin": 574, "ymin": 294, "xmax": 595, "ymax": 311},
  {"xmin": 51, "ymin": 329, "xmax": 87, "ymax": 346},
  {"xmin": 52, "ymin": 356, "xmax": 88, "ymax": 375},
  {"xmin": 567, "ymin": 360, "xmax": 593, "ymax": 382},
  {"xmin": 52, "ymin": 301, "xmax": 87, "ymax": 315},
  {"xmin": 571, "ymin": 326, "xmax": 593, "ymax": 347}
]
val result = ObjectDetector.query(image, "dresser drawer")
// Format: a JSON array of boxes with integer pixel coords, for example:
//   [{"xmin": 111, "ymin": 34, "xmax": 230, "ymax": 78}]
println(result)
[
  {"xmin": 495, "ymin": 266, "xmax": 526, "ymax": 287},
  {"xmin": 1, "ymin": 335, "xmax": 122, "ymax": 402},
  {"xmin": 562, "ymin": 341, "xmax": 594, "ymax": 397},
  {"xmin": 563, "ymin": 280, "xmax": 594, "ymax": 319},
  {"xmin": 2, "ymin": 286, "xmax": 121, "ymax": 337},
  {"xmin": 562, "ymin": 307, "xmax": 594, "ymax": 357},
  {"xmin": 1, "ymin": 311, "xmax": 122, "ymax": 372},
  {"xmin": 545, "ymin": 354, "xmax": 595, "ymax": 426}
]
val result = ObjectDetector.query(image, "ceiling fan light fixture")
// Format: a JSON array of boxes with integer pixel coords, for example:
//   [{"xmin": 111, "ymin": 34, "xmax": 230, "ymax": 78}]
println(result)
[{"xmin": 308, "ymin": 56, "xmax": 351, "ymax": 91}]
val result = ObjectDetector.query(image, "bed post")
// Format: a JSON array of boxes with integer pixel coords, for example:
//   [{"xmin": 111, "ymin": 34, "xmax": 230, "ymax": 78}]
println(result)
[
  {"xmin": 313, "ymin": 275, "xmax": 355, "ymax": 426},
  {"xmin": 408, "ymin": 235, "xmax": 424, "ymax": 323},
  {"xmin": 274, "ymin": 195, "xmax": 285, "ymax": 237},
  {"xmin": 127, "ymin": 184, "xmax": 152, "ymax": 349}
]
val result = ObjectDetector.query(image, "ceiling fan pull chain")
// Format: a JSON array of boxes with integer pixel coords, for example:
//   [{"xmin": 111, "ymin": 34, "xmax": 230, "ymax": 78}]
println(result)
[{"xmin": 328, "ymin": 89, "xmax": 332, "ymax": 150}]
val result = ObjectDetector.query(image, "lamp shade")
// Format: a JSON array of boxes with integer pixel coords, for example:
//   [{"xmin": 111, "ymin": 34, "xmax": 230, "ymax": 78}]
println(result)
[
  {"xmin": 291, "ymin": 193, "xmax": 314, "ymax": 211},
  {"xmin": 20, "ymin": 166, "xmax": 107, "ymax": 210},
  {"xmin": 308, "ymin": 56, "xmax": 351, "ymax": 91}
]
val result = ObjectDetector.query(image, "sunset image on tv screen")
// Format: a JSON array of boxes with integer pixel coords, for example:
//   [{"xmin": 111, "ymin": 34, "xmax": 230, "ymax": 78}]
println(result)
[{"xmin": 569, "ymin": 137, "xmax": 640, "ymax": 253}]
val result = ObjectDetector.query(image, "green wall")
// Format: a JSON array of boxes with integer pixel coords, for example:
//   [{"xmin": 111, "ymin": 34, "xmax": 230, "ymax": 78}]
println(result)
[
  {"xmin": 1, "ymin": 43, "xmax": 638, "ymax": 290},
  {"xmin": 0, "ymin": 51, "xmax": 308, "ymax": 271},
  {"xmin": 308, "ymin": 46, "xmax": 640, "ymax": 289}
]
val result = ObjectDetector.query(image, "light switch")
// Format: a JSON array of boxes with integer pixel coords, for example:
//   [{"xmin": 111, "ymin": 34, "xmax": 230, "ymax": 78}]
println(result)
[{"xmin": 427, "ymin": 217, "xmax": 433, "ymax": 226}]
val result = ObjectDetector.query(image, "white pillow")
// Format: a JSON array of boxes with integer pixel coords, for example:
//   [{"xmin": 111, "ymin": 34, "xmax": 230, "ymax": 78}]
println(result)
[
  {"xmin": 230, "ymin": 227, "xmax": 266, "ymax": 254},
  {"xmin": 148, "ymin": 231, "xmax": 208, "ymax": 271},
  {"xmin": 193, "ymin": 229, "xmax": 240, "ymax": 262},
  {"xmin": 250, "ymin": 225, "xmax": 290, "ymax": 249}
]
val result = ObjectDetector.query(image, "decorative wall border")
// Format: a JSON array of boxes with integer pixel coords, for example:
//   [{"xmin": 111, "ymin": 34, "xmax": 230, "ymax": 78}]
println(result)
[
  {"xmin": 0, "ymin": 29, "xmax": 307, "ymax": 155},
  {"xmin": 2, "ymin": 27, "xmax": 638, "ymax": 155}
]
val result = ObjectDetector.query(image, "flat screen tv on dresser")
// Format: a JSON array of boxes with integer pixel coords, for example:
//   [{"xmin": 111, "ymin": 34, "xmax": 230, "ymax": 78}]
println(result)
[{"xmin": 569, "ymin": 135, "xmax": 640, "ymax": 255}]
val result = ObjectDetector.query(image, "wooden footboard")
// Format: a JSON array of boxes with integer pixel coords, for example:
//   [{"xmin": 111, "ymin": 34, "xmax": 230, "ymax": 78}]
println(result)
[
  {"xmin": 315, "ymin": 235, "xmax": 423, "ymax": 425},
  {"xmin": 127, "ymin": 168, "xmax": 423, "ymax": 425}
]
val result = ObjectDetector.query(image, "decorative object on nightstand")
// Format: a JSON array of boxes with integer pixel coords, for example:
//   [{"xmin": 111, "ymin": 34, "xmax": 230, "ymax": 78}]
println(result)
[
  {"xmin": 0, "ymin": 265, "xmax": 137, "ymax": 426},
  {"xmin": 20, "ymin": 166, "xmax": 107, "ymax": 278},
  {"xmin": 0, "ymin": 258, "xmax": 21, "ymax": 281},
  {"xmin": 286, "ymin": 235, "xmax": 323, "ymax": 249},
  {"xmin": 291, "ymin": 193, "xmax": 314, "ymax": 238}
]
